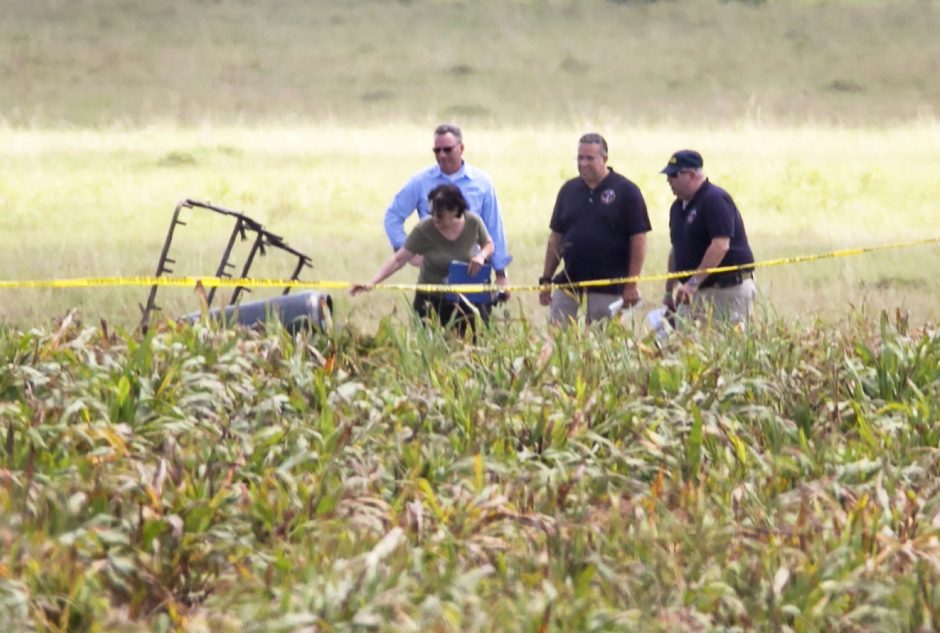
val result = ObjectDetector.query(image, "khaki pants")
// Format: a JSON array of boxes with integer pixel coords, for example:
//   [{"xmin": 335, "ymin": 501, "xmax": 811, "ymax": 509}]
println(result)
[
  {"xmin": 549, "ymin": 290, "xmax": 623, "ymax": 326},
  {"xmin": 676, "ymin": 278, "xmax": 756, "ymax": 326}
]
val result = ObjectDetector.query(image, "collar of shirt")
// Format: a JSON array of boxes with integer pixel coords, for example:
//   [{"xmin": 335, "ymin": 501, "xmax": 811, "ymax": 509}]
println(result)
[
  {"xmin": 684, "ymin": 178, "xmax": 711, "ymax": 211},
  {"xmin": 580, "ymin": 167, "xmax": 615, "ymax": 202},
  {"xmin": 580, "ymin": 166, "xmax": 615, "ymax": 191},
  {"xmin": 432, "ymin": 161, "xmax": 470, "ymax": 181}
]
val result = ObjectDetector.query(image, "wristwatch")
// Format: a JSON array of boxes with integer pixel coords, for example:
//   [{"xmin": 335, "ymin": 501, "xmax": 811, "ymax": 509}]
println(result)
[{"xmin": 538, "ymin": 276, "xmax": 552, "ymax": 286}]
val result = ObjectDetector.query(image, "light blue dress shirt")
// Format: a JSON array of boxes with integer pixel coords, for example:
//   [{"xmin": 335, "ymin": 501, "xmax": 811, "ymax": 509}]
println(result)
[{"xmin": 383, "ymin": 162, "xmax": 512, "ymax": 272}]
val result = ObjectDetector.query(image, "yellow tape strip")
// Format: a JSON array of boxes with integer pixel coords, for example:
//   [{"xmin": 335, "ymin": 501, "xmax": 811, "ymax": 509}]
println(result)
[{"xmin": 0, "ymin": 237, "xmax": 937, "ymax": 293}]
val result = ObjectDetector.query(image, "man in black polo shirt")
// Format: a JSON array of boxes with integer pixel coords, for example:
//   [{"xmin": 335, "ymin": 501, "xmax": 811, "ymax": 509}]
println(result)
[
  {"xmin": 539, "ymin": 133, "xmax": 651, "ymax": 325},
  {"xmin": 661, "ymin": 149, "xmax": 756, "ymax": 325}
]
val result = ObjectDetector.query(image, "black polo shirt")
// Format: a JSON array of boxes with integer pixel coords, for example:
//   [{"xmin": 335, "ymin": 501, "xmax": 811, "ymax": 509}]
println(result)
[
  {"xmin": 669, "ymin": 179, "xmax": 754, "ymax": 287},
  {"xmin": 549, "ymin": 169, "xmax": 651, "ymax": 289}
]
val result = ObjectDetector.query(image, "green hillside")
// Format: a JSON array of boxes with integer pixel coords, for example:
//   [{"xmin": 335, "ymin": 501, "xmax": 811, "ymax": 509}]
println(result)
[{"xmin": 3, "ymin": 0, "xmax": 939, "ymax": 126}]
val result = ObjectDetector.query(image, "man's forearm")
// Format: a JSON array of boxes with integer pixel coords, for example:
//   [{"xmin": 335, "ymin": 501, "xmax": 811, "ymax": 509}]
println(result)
[
  {"xmin": 383, "ymin": 182, "xmax": 421, "ymax": 249},
  {"xmin": 665, "ymin": 248, "xmax": 677, "ymax": 292},
  {"xmin": 383, "ymin": 207, "xmax": 409, "ymax": 250},
  {"xmin": 542, "ymin": 232, "xmax": 562, "ymax": 279},
  {"xmin": 626, "ymin": 233, "xmax": 647, "ymax": 281},
  {"xmin": 689, "ymin": 238, "xmax": 731, "ymax": 285},
  {"xmin": 480, "ymin": 193, "xmax": 513, "ymax": 271},
  {"xmin": 490, "ymin": 233, "xmax": 512, "ymax": 271}
]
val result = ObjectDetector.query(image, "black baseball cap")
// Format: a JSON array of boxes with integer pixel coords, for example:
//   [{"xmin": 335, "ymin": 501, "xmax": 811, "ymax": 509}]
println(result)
[{"xmin": 660, "ymin": 149, "xmax": 703, "ymax": 175}]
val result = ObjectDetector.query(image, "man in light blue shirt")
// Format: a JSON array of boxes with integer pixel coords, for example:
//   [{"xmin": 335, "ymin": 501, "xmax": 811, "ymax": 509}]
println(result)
[{"xmin": 383, "ymin": 124, "xmax": 512, "ymax": 294}]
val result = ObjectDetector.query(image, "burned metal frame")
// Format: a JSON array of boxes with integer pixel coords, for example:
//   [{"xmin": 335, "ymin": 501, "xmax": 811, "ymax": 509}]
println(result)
[{"xmin": 141, "ymin": 198, "xmax": 312, "ymax": 331}]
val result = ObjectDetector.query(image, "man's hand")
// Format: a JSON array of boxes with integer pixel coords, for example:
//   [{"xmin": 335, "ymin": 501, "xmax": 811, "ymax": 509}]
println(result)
[
  {"xmin": 663, "ymin": 289, "xmax": 677, "ymax": 313},
  {"xmin": 408, "ymin": 254, "xmax": 423, "ymax": 268},
  {"xmin": 538, "ymin": 276, "xmax": 552, "ymax": 306},
  {"xmin": 621, "ymin": 282, "xmax": 641, "ymax": 308},
  {"xmin": 676, "ymin": 285, "xmax": 694, "ymax": 304},
  {"xmin": 494, "ymin": 272, "xmax": 510, "ymax": 302},
  {"xmin": 676, "ymin": 276, "xmax": 700, "ymax": 304}
]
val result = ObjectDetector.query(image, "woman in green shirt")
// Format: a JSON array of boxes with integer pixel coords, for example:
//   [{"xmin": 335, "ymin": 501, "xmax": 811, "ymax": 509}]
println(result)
[{"xmin": 352, "ymin": 184, "xmax": 494, "ymax": 331}]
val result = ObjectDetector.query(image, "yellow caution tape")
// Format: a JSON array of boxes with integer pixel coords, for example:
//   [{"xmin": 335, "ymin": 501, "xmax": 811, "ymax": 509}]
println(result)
[
  {"xmin": 0, "ymin": 276, "xmax": 349, "ymax": 290},
  {"xmin": 0, "ymin": 237, "xmax": 937, "ymax": 294}
]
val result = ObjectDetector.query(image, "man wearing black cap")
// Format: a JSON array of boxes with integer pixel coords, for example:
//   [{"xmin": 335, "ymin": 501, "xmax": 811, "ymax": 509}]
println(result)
[
  {"xmin": 661, "ymin": 150, "xmax": 756, "ymax": 325},
  {"xmin": 539, "ymin": 133, "xmax": 651, "ymax": 325}
]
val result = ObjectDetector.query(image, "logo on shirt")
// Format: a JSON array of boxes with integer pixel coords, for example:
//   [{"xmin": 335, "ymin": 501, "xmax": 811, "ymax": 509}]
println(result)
[
  {"xmin": 600, "ymin": 188, "xmax": 616, "ymax": 205},
  {"xmin": 686, "ymin": 207, "xmax": 698, "ymax": 224}
]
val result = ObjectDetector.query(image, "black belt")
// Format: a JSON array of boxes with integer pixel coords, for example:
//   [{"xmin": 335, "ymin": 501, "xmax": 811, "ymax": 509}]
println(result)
[{"xmin": 700, "ymin": 270, "xmax": 754, "ymax": 289}]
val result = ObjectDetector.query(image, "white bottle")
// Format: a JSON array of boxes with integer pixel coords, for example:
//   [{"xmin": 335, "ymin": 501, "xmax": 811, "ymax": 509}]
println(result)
[
  {"xmin": 608, "ymin": 298, "xmax": 624, "ymax": 316},
  {"xmin": 646, "ymin": 307, "xmax": 672, "ymax": 341}
]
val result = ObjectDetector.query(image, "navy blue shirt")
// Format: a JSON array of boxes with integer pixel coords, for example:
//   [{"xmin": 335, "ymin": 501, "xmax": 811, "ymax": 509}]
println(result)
[
  {"xmin": 669, "ymin": 179, "xmax": 754, "ymax": 287},
  {"xmin": 549, "ymin": 169, "xmax": 651, "ymax": 289}
]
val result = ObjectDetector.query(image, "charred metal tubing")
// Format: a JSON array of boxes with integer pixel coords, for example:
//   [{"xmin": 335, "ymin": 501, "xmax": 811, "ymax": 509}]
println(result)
[
  {"xmin": 206, "ymin": 217, "xmax": 247, "ymax": 308},
  {"xmin": 264, "ymin": 232, "xmax": 312, "ymax": 263},
  {"xmin": 230, "ymin": 230, "xmax": 267, "ymax": 306},
  {"xmin": 142, "ymin": 198, "xmax": 315, "ymax": 330},
  {"xmin": 141, "ymin": 199, "xmax": 189, "ymax": 331},
  {"xmin": 184, "ymin": 199, "xmax": 264, "ymax": 233},
  {"xmin": 264, "ymin": 233, "xmax": 313, "ymax": 295},
  {"xmin": 284, "ymin": 255, "xmax": 312, "ymax": 295},
  {"xmin": 192, "ymin": 200, "xmax": 313, "ymax": 303}
]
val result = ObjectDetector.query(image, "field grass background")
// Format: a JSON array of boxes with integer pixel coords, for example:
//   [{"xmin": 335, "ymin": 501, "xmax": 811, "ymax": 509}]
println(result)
[
  {"xmin": 4, "ymin": 0, "xmax": 940, "ymax": 126},
  {"xmin": 2, "ymin": 0, "xmax": 939, "ymax": 331},
  {"xmin": 2, "ymin": 123, "xmax": 938, "ymax": 330}
]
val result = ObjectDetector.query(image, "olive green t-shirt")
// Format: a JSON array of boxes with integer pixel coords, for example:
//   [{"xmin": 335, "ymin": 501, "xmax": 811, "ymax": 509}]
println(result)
[{"xmin": 404, "ymin": 213, "xmax": 491, "ymax": 284}]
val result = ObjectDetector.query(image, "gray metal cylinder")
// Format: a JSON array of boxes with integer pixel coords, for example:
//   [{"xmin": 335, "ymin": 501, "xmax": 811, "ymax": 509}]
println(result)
[{"xmin": 183, "ymin": 291, "xmax": 333, "ymax": 333}]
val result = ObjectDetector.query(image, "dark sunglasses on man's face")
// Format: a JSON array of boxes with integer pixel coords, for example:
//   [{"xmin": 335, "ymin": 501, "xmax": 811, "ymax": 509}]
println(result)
[{"xmin": 433, "ymin": 145, "xmax": 457, "ymax": 155}]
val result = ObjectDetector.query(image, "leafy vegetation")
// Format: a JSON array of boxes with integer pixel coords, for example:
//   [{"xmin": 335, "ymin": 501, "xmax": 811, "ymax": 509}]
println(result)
[{"xmin": 2, "ymin": 311, "xmax": 939, "ymax": 630}]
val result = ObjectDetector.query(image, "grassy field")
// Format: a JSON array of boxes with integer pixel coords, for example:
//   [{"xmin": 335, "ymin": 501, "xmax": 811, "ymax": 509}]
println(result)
[
  {"xmin": 2, "ymin": 0, "xmax": 939, "ymax": 331},
  {"xmin": 1, "ymin": 122, "xmax": 939, "ymax": 330},
  {"xmin": 3, "ymin": 0, "xmax": 939, "ymax": 126}
]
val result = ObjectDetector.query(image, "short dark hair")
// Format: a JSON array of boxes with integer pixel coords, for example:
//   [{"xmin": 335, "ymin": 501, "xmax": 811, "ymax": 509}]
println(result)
[
  {"xmin": 434, "ymin": 123, "xmax": 463, "ymax": 143},
  {"xmin": 428, "ymin": 184, "xmax": 468, "ymax": 217},
  {"xmin": 579, "ymin": 132, "xmax": 608, "ymax": 158}
]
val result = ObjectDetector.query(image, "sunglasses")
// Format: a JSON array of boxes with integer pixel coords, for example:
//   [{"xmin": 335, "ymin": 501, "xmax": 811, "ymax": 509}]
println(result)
[
  {"xmin": 433, "ymin": 145, "xmax": 457, "ymax": 155},
  {"xmin": 667, "ymin": 170, "xmax": 692, "ymax": 179}
]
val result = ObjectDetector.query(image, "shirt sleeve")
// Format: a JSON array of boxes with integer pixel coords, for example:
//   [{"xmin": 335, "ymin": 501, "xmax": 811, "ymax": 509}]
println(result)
[
  {"xmin": 384, "ymin": 175, "xmax": 424, "ymax": 250},
  {"xmin": 403, "ymin": 221, "xmax": 431, "ymax": 255},
  {"xmin": 668, "ymin": 202, "xmax": 681, "ymax": 244},
  {"xmin": 475, "ymin": 215, "xmax": 492, "ymax": 248},
  {"xmin": 475, "ymin": 178, "xmax": 512, "ymax": 271},
  {"xmin": 548, "ymin": 182, "xmax": 567, "ymax": 234},
  {"xmin": 623, "ymin": 184, "xmax": 652, "ymax": 236},
  {"xmin": 703, "ymin": 191, "xmax": 736, "ymax": 238}
]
